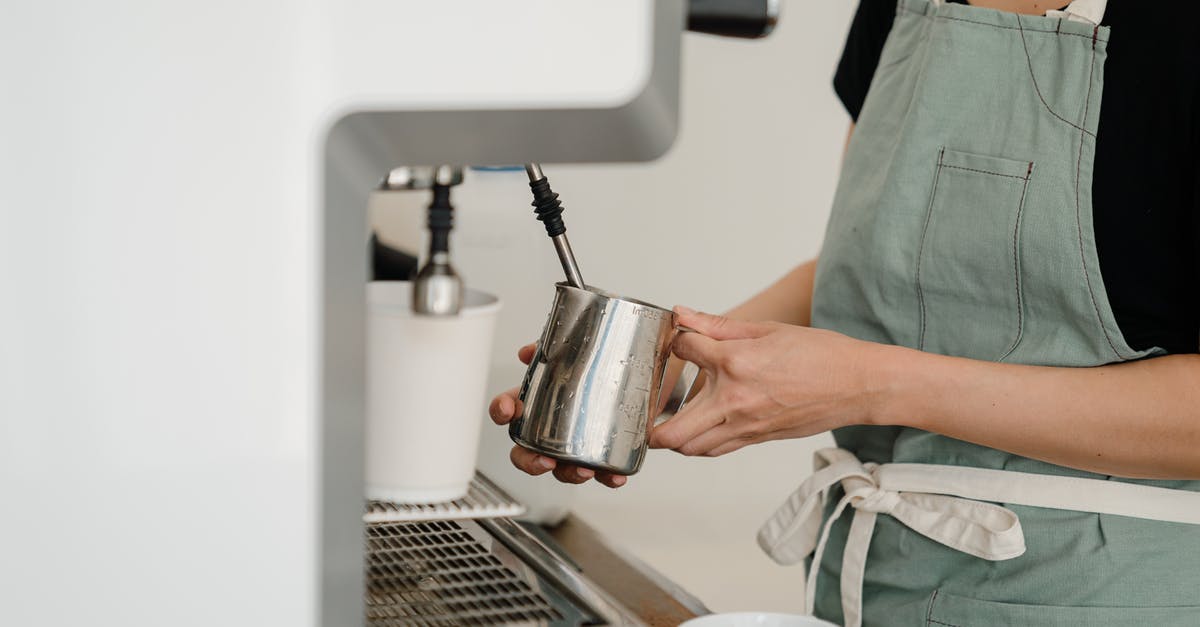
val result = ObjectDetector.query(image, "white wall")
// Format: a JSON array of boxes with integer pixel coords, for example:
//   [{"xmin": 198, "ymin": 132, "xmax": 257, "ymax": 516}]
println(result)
[{"xmin": 372, "ymin": 0, "xmax": 857, "ymax": 614}]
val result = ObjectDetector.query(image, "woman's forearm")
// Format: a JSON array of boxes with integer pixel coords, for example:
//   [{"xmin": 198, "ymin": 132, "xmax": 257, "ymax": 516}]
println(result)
[
  {"xmin": 725, "ymin": 258, "xmax": 818, "ymax": 326},
  {"xmin": 874, "ymin": 348, "xmax": 1200, "ymax": 479}
]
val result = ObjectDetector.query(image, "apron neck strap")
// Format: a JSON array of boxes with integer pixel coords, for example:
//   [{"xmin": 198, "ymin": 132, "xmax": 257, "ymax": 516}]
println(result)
[{"xmin": 926, "ymin": 0, "xmax": 1108, "ymax": 25}]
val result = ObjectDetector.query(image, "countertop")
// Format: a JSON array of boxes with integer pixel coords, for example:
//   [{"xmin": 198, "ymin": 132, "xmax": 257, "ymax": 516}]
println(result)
[{"xmin": 544, "ymin": 514, "xmax": 705, "ymax": 626}]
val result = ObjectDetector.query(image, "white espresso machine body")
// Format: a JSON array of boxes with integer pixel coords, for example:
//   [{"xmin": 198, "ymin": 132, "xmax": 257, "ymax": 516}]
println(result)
[{"xmin": 0, "ymin": 2, "xmax": 682, "ymax": 625}]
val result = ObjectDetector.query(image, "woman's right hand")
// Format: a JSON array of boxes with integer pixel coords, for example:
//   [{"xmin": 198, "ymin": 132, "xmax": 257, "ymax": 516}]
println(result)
[{"xmin": 488, "ymin": 343, "xmax": 628, "ymax": 489}]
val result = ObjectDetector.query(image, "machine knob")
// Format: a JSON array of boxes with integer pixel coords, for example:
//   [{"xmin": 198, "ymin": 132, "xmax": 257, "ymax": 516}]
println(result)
[{"xmin": 686, "ymin": 0, "xmax": 779, "ymax": 39}]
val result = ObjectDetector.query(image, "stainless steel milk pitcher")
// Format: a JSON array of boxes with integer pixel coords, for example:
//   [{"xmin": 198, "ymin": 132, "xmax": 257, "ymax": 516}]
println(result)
[{"xmin": 509, "ymin": 283, "xmax": 690, "ymax": 475}]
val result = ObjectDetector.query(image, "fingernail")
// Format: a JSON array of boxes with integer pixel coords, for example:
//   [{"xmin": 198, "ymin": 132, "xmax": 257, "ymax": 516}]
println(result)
[
  {"xmin": 537, "ymin": 457, "xmax": 555, "ymax": 470},
  {"xmin": 611, "ymin": 475, "xmax": 627, "ymax": 487},
  {"xmin": 576, "ymin": 468, "xmax": 594, "ymax": 479},
  {"xmin": 674, "ymin": 306, "xmax": 696, "ymax": 315}
]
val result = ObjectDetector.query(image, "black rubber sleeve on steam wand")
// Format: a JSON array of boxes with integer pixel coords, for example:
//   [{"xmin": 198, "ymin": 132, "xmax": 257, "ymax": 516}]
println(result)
[
  {"xmin": 528, "ymin": 176, "xmax": 567, "ymax": 238},
  {"xmin": 427, "ymin": 183, "xmax": 454, "ymax": 254}
]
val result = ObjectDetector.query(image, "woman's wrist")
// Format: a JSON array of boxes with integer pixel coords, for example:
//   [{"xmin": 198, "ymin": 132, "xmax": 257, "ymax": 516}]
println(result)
[{"xmin": 858, "ymin": 342, "xmax": 939, "ymax": 429}]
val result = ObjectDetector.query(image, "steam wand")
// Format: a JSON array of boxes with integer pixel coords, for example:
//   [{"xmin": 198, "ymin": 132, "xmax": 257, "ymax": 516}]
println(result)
[{"xmin": 525, "ymin": 163, "xmax": 586, "ymax": 289}]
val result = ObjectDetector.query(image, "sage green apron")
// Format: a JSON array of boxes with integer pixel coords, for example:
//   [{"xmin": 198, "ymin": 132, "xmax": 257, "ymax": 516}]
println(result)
[{"xmin": 757, "ymin": 0, "xmax": 1200, "ymax": 625}]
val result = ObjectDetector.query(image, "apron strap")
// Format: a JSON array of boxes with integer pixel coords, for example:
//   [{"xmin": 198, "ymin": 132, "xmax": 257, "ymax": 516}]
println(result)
[
  {"xmin": 927, "ymin": 0, "xmax": 1108, "ymax": 25},
  {"xmin": 1049, "ymin": 0, "xmax": 1108, "ymax": 25},
  {"xmin": 757, "ymin": 448, "xmax": 1200, "ymax": 627}
]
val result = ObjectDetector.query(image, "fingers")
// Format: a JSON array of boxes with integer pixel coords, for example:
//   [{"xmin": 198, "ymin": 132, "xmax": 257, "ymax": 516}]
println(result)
[
  {"xmin": 672, "ymin": 422, "xmax": 744, "ymax": 457},
  {"xmin": 508, "ymin": 446, "xmax": 628, "ymax": 488},
  {"xmin": 595, "ymin": 472, "xmax": 628, "ymax": 489},
  {"xmin": 491, "ymin": 342, "xmax": 536, "ymax": 425},
  {"xmin": 509, "ymin": 445, "xmax": 557, "ymax": 475},
  {"xmin": 675, "ymin": 306, "xmax": 767, "ymax": 341},
  {"xmin": 671, "ymin": 331, "xmax": 725, "ymax": 370},
  {"xmin": 488, "ymin": 387, "xmax": 523, "ymax": 425},
  {"xmin": 552, "ymin": 464, "xmax": 596, "ymax": 484},
  {"xmin": 649, "ymin": 390, "xmax": 725, "ymax": 450},
  {"xmin": 704, "ymin": 436, "xmax": 758, "ymax": 458}
]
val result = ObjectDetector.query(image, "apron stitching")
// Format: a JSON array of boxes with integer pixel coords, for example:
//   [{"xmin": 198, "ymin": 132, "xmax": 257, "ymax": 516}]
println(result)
[
  {"xmin": 1015, "ymin": 16, "xmax": 1098, "ymax": 138},
  {"xmin": 916, "ymin": 148, "xmax": 946, "ymax": 351},
  {"xmin": 999, "ymin": 164, "xmax": 1034, "ymax": 362},
  {"xmin": 899, "ymin": 6, "xmax": 1104, "ymax": 42},
  {"xmin": 1072, "ymin": 33, "xmax": 1126, "ymax": 361},
  {"xmin": 925, "ymin": 589, "xmax": 940, "ymax": 625},
  {"xmin": 937, "ymin": 164, "xmax": 1027, "ymax": 180}
]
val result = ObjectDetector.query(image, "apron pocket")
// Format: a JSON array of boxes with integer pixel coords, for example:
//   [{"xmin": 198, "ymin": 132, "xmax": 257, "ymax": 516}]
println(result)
[
  {"xmin": 926, "ymin": 590, "xmax": 1200, "ymax": 627},
  {"xmin": 916, "ymin": 148, "xmax": 1034, "ymax": 360}
]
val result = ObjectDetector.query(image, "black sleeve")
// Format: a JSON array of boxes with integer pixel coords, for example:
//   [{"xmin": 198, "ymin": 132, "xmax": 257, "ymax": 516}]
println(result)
[
  {"xmin": 834, "ymin": 0, "xmax": 899, "ymax": 121},
  {"xmin": 1190, "ymin": 27, "xmax": 1200, "ymax": 352}
]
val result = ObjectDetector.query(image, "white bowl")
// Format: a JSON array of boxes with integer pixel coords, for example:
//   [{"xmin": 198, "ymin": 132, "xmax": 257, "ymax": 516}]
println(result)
[{"xmin": 681, "ymin": 613, "xmax": 838, "ymax": 627}]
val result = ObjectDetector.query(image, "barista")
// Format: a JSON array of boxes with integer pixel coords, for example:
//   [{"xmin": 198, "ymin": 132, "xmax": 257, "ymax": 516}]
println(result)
[{"xmin": 490, "ymin": 0, "xmax": 1200, "ymax": 624}]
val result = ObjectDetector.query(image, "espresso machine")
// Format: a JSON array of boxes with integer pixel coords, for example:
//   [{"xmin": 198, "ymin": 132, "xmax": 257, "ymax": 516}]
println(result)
[{"xmin": 1, "ymin": 1, "xmax": 777, "ymax": 625}]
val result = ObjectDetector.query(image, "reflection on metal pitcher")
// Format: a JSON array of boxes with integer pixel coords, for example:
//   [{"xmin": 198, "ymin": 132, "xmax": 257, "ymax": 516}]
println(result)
[{"xmin": 509, "ymin": 283, "xmax": 694, "ymax": 475}]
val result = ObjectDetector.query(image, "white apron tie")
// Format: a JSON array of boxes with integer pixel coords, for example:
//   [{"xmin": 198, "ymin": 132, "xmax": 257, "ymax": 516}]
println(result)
[{"xmin": 757, "ymin": 448, "xmax": 1200, "ymax": 627}]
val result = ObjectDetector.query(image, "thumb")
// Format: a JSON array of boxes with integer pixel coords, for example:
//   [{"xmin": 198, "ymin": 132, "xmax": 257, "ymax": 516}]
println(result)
[{"xmin": 674, "ymin": 306, "xmax": 766, "ymax": 341}]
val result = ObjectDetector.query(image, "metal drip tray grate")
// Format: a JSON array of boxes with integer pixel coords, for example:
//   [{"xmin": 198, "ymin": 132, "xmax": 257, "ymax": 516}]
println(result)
[
  {"xmin": 366, "ymin": 473, "xmax": 526, "ymax": 523},
  {"xmin": 366, "ymin": 519, "xmax": 565, "ymax": 626}
]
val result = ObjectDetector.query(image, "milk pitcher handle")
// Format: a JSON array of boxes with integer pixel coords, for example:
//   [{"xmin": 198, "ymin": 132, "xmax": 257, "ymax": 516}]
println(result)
[{"xmin": 657, "ymin": 326, "xmax": 703, "ymax": 422}]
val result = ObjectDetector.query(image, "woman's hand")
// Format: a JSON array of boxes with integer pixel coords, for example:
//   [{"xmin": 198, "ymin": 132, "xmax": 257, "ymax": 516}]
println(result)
[
  {"xmin": 651, "ymin": 307, "xmax": 890, "ymax": 457},
  {"xmin": 487, "ymin": 343, "xmax": 629, "ymax": 488}
]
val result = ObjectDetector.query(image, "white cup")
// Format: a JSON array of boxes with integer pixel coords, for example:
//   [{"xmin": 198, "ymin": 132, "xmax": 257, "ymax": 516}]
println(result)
[{"xmin": 366, "ymin": 281, "xmax": 501, "ymax": 503}]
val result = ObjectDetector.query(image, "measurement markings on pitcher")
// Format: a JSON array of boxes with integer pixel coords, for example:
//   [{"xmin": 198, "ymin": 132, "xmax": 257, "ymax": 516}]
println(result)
[{"xmin": 634, "ymin": 308, "xmax": 668, "ymax": 320}]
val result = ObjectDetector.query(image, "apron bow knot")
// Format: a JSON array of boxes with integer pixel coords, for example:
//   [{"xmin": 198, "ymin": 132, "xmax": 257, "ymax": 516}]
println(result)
[
  {"xmin": 842, "ymin": 474, "xmax": 899, "ymax": 514},
  {"xmin": 756, "ymin": 448, "xmax": 1027, "ymax": 627}
]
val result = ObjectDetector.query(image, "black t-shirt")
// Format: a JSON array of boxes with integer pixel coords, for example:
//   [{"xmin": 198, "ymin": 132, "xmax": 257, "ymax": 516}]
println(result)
[{"xmin": 834, "ymin": 0, "xmax": 1200, "ymax": 355}]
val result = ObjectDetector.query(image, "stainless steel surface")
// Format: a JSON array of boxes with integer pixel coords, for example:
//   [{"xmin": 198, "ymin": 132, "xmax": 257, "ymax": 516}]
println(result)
[
  {"xmin": 657, "ymin": 360, "xmax": 702, "ymax": 424},
  {"xmin": 524, "ymin": 163, "xmax": 544, "ymax": 181},
  {"xmin": 365, "ymin": 519, "xmax": 582, "ymax": 626},
  {"xmin": 510, "ymin": 283, "xmax": 678, "ymax": 475},
  {"xmin": 383, "ymin": 165, "xmax": 464, "ymax": 190},
  {"xmin": 366, "ymin": 472, "xmax": 526, "ymax": 524},
  {"xmin": 480, "ymin": 517, "xmax": 647, "ymax": 627},
  {"xmin": 412, "ymin": 252, "xmax": 463, "ymax": 316},
  {"xmin": 550, "ymin": 234, "xmax": 586, "ymax": 290}
]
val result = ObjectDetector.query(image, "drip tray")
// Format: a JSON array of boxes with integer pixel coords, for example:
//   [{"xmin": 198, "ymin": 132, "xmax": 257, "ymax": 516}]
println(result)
[
  {"xmin": 366, "ymin": 519, "xmax": 600, "ymax": 626},
  {"xmin": 366, "ymin": 473, "xmax": 526, "ymax": 524}
]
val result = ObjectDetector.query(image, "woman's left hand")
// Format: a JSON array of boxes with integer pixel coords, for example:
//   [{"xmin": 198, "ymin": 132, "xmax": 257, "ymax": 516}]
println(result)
[{"xmin": 651, "ymin": 307, "xmax": 892, "ymax": 457}]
